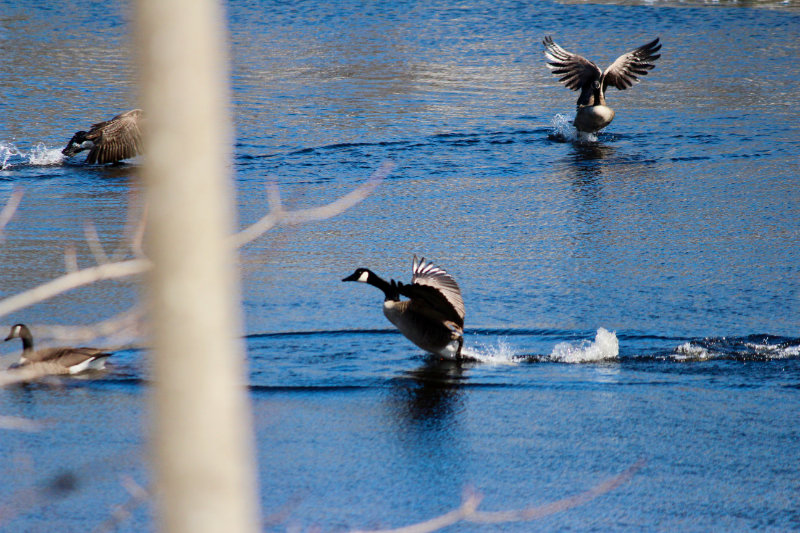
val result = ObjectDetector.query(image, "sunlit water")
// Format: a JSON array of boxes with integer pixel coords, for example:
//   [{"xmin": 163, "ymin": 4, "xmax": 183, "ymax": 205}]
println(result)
[{"xmin": 0, "ymin": 0, "xmax": 799, "ymax": 531}]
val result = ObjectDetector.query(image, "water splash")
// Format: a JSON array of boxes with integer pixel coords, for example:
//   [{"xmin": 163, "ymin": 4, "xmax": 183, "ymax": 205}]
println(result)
[
  {"xmin": 461, "ymin": 339, "xmax": 519, "ymax": 365},
  {"xmin": 0, "ymin": 143, "xmax": 22, "ymax": 170},
  {"xmin": 0, "ymin": 142, "xmax": 65, "ymax": 169},
  {"xmin": 28, "ymin": 143, "xmax": 65, "ymax": 166},
  {"xmin": 674, "ymin": 342, "xmax": 710, "ymax": 361},
  {"xmin": 548, "ymin": 113, "xmax": 598, "ymax": 143},
  {"xmin": 550, "ymin": 328, "xmax": 619, "ymax": 363}
]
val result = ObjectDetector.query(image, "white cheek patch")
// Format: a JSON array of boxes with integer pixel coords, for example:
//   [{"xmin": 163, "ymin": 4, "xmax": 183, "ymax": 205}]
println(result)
[{"xmin": 358, "ymin": 271, "xmax": 369, "ymax": 283}]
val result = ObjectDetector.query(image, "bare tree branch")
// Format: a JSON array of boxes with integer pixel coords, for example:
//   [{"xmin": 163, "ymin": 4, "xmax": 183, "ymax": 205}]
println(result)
[
  {"xmin": 470, "ymin": 458, "xmax": 645, "ymax": 523},
  {"xmin": 34, "ymin": 304, "xmax": 145, "ymax": 348},
  {"xmin": 354, "ymin": 489, "xmax": 482, "ymax": 533},
  {"xmin": 0, "ymin": 415, "xmax": 43, "ymax": 432},
  {"xmin": 0, "ymin": 164, "xmax": 389, "ymax": 325},
  {"xmin": 64, "ymin": 244, "xmax": 79, "ymax": 273},
  {"xmin": 356, "ymin": 459, "xmax": 646, "ymax": 533},
  {"xmin": 109, "ymin": 195, "xmax": 148, "ymax": 262},
  {"xmin": 0, "ymin": 259, "xmax": 150, "ymax": 321},
  {"xmin": 0, "ymin": 362, "xmax": 72, "ymax": 387},
  {"xmin": 91, "ymin": 476, "xmax": 150, "ymax": 533},
  {"xmin": 0, "ymin": 188, "xmax": 23, "ymax": 238},
  {"xmin": 230, "ymin": 161, "xmax": 393, "ymax": 249},
  {"xmin": 84, "ymin": 221, "xmax": 110, "ymax": 265}
]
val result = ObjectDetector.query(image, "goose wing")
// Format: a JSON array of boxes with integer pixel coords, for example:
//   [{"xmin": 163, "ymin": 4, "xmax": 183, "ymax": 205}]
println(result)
[
  {"xmin": 602, "ymin": 38, "xmax": 661, "ymax": 91},
  {"xmin": 86, "ymin": 109, "xmax": 144, "ymax": 164},
  {"xmin": 543, "ymin": 35, "xmax": 602, "ymax": 92},
  {"xmin": 399, "ymin": 256, "xmax": 465, "ymax": 328}
]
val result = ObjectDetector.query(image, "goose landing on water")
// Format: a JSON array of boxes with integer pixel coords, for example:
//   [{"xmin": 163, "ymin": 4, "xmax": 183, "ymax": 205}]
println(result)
[
  {"xmin": 62, "ymin": 109, "xmax": 144, "ymax": 164},
  {"xmin": 343, "ymin": 256, "xmax": 465, "ymax": 359},
  {"xmin": 4, "ymin": 324, "xmax": 111, "ymax": 375},
  {"xmin": 543, "ymin": 36, "xmax": 661, "ymax": 133}
]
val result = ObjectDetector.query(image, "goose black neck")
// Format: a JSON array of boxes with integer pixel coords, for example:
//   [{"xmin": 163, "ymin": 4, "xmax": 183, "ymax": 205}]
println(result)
[
  {"xmin": 19, "ymin": 327, "xmax": 34, "ymax": 352},
  {"xmin": 368, "ymin": 273, "xmax": 401, "ymax": 301}
]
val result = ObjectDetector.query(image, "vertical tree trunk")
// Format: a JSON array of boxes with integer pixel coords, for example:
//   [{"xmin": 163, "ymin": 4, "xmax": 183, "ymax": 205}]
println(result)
[{"xmin": 135, "ymin": 1, "xmax": 259, "ymax": 532}]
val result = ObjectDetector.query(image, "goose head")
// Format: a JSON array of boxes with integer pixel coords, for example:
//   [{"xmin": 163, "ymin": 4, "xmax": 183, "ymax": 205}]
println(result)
[
  {"xmin": 62, "ymin": 131, "xmax": 90, "ymax": 157},
  {"xmin": 4, "ymin": 323, "xmax": 28, "ymax": 342},
  {"xmin": 342, "ymin": 268, "xmax": 373, "ymax": 284}
]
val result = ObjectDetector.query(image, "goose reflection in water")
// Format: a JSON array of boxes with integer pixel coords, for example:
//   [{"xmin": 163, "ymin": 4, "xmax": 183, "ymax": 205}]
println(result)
[{"xmin": 390, "ymin": 356, "xmax": 466, "ymax": 425}]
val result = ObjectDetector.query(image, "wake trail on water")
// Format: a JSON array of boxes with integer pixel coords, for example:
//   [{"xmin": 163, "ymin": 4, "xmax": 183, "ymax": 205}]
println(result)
[
  {"xmin": 462, "ymin": 327, "xmax": 619, "ymax": 364},
  {"xmin": 1, "ymin": 142, "xmax": 65, "ymax": 170},
  {"xmin": 671, "ymin": 336, "xmax": 800, "ymax": 362}
]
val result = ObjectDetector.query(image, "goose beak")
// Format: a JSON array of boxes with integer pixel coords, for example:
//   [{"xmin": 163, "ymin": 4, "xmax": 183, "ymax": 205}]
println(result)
[
  {"xmin": 4, "ymin": 334, "xmax": 13, "ymax": 341},
  {"xmin": 342, "ymin": 273, "xmax": 359, "ymax": 282}
]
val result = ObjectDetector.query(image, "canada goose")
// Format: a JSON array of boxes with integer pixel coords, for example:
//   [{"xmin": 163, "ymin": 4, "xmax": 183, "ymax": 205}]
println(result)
[
  {"xmin": 62, "ymin": 109, "xmax": 144, "ymax": 164},
  {"xmin": 543, "ymin": 36, "xmax": 661, "ymax": 133},
  {"xmin": 4, "ymin": 323, "xmax": 111, "ymax": 374},
  {"xmin": 342, "ymin": 256, "xmax": 465, "ymax": 359}
]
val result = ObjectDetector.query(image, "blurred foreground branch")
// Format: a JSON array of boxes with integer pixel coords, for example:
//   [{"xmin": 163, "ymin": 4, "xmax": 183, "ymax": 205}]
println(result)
[
  {"xmin": 357, "ymin": 459, "xmax": 645, "ymax": 533},
  {"xmin": 0, "ymin": 166, "xmax": 387, "ymax": 325},
  {"xmin": 0, "ymin": 189, "xmax": 23, "ymax": 239}
]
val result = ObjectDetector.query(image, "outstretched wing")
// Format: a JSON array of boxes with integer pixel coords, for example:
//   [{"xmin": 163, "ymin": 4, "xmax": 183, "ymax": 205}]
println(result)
[
  {"xmin": 399, "ymin": 255, "xmax": 465, "ymax": 328},
  {"xmin": 543, "ymin": 35, "xmax": 602, "ymax": 92},
  {"xmin": 87, "ymin": 109, "xmax": 144, "ymax": 164},
  {"xmin": 603, "ymin": 38, "xmax": 661, "ymax": 91}
]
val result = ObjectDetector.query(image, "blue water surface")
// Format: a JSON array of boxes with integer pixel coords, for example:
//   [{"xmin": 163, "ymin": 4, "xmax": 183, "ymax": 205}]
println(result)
[{"xmin": 0, "ymin": 0, "xmax": 799, "ymax": 531}]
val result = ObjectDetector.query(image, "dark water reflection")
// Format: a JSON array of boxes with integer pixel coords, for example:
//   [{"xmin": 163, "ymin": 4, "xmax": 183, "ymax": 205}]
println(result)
[
  {"xmin": 1, "ymin": 0, "xmax": 800, "ymax": 530},
  {"xmin": 390, "ymin": 357, "xmax": 467, "ymax": 426}
]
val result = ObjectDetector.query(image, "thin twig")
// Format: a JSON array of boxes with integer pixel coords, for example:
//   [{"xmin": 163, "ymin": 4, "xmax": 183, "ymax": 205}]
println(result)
[
  {"xmin": 355, "ymin": 489, "xmax": 482, "ymax": 533},
  {"xmin": 130, "ymin": 203, "xmax": 148, "ymax": 259},
  {"xmin": 91, "ymin": 476, "xmax": 150, "ymax": 533},
  {"xmin": 230, "ymin": 161, "xmax": 393, "ymax": 248},
  {"xmin": 0, "ymin": 188, "xmax": 23, "ymax": 236},
  {"xmin": 34, "ymin": 304, "xmax": 145, "ymax": 348},
  {"xmin": 470, "ymin": 458, "xmax": 646, "ymax": 523},
  {"xmin": 64, "ymin": 244, "xmax": 79, "ymax": 273},
  {"xmin": 357, "ymin": 459, "xmax": 646, "ymax": 533},
  {"xmin": 84, "ymin": 221, "xmax": 110, "ymax": 265},
  {"xmin": 0, "ymin": 164, "xmax": 387, "ymax": 354},
  {"xmin": 0, "ymin": 415, "xmax": 43, "ymax": 432},
  {"xmin": 0, "ymin": 363, "xmax": 71, "ymax": 387},
  {"xmin": 0, "ymin": 258, "xmax": 150, "ymax": 321}
]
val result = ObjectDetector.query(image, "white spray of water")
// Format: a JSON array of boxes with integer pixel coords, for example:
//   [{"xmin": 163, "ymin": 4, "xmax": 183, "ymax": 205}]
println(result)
[
  {"xmin": 0, "ymin": 143, "xmax": 22, "ymax": 170},
  {"xmin": 673, "ymin": 342, "xmax": 710, "ymax": 361},
  {"xmin": 461, "ymin": 339, "xmax": 519, "ymax": 365},
  {"xmin": 676, "ymin": 340, "xmax": 800, "ymax": 361},
  {"xmin": 549, "ymin": 328, "xmax": 619, "ymax": 363},
  {"xmin": 28, "ymin": 143, "xmax": 65, "ymax": 166},
  {"xmin": 550, "ymin": 113, "xmax": 598, "ymax": 143},
  {"xmin": 0, "ymin": 141, "xmax": 64, "ymax": 169}
]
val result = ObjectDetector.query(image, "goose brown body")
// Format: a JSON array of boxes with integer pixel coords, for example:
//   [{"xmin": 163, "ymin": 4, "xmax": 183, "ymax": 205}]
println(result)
[
  {"xmin": 62, "ymin": 109, "xmax": 144, "ymax": 164},
  {"xmin": 4, "ymin": 324, "xmax": 111, "ymax": 374}
]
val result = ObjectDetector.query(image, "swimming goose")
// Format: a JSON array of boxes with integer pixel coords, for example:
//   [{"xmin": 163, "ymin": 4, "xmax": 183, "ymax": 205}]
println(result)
[
  {"xmin": 342, "ymin": 255, "xmax": 465, "ymax": 359},
  {"xmin": 4, "ymin": 323, "xmax": 111, "ymax": 374},
  {"xmin": 543, "ymin": 36, "xmax": 661, "ymax": 133},
  {"xmin": 62, "ymin": 109, "xmax": 144, "ymax": 164}
]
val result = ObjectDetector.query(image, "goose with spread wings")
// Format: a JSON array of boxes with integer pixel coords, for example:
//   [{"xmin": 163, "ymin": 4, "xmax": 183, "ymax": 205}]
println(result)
[
  {"xmin": 4, "ymin": 323, "xmax": 111, "ymax": 375},
  {"xmin": 343, "ymin": 256, "xmax": 465, "ymax": 359},
  {"xmin": 543, "ymin": 36, "xmax": 661, "ymax": 133},
  {"xmin": 62, "ymin": 109, "xmax": 144, "ymax": 164}
]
